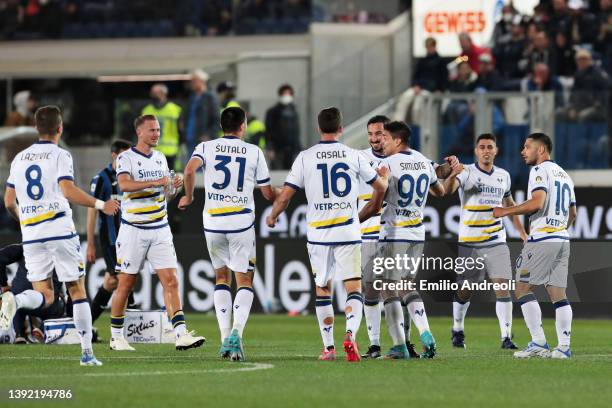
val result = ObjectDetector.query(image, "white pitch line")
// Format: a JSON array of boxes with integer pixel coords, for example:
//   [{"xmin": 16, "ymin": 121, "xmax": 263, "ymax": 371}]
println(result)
[
  {"xmin": 0, "ymin": 363, "xmax": 275, "ymax": 379},
  {"xmin": 0, "ymin": 355, "xmax": 203, "ymax": 361}
]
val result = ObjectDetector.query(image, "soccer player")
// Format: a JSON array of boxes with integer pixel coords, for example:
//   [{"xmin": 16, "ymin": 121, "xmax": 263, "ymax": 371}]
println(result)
[
  {"xmin": 358, "ymin": 115, "xmax": 419, "ymax": 359},
  {"xmin": 86, "ymin": 139, "xmax": 135, "ymax": 323},
  {"xmin": 493, "ymin": 133, "xmax": 576, "ymax": 359},
  {"xmin": 0, "ymin": 105, "xmax": 119, "ymax": 365},
  {"xmin": 440, "ymin": 133, "xmax": 527, "ymax": 349},
  {"xmin": 368, "ymin": 121, "xmax": 446, "ymax": 359},
  {"xmin": 267, "ymin": 107, "xmax": 388, "ymax": 362},
  {"xmin": 109, "ymin": 114, "xmax": 205, "ymax": 351},
  {"xmin": 179, "ymin": 107, "xmax": 276, "ymax": 361}
]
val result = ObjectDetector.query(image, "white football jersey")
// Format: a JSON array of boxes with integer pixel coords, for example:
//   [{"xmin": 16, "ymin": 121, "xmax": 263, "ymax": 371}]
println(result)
[
  {"xmin": 285, "ymin": 141, "xmax": 377, "ymax": 245},
  {"xmin": 456, "ymin": 163, "xmax": 512, "ymax": 245},
  {"xmin": 7, "ymin": 141, "xmax": 76, "ymax": 243},
  {"xmin": 526, "ymin": 160, "xmax": 575, "ymax": 242},
  {"xmin": 358, "ymin": 148, "xmax": 385, "ymax": 241},
  {"xmin": 192, "ymin": 136, "xmax": 270, "ymax": 233},
  {"xmin": 116, "ymin": 147, "xmax": 169, "ymax": 229},
  {"xmin": 379, "ymin": 149, "xmax": 438, "ymax": 242}
]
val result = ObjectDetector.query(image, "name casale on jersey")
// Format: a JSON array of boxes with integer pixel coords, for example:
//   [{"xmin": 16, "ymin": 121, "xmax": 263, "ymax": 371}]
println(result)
[
  {"xmin": 456, "ymin": 164, "xmax": 512, "ymax": 245},
  {"xmin": 285, "ymin": 141, "xmax": 378, "ymax": 245},
  {"xmin": 192, "ymin": 136, "xmax": 270, "ymax": 233}
]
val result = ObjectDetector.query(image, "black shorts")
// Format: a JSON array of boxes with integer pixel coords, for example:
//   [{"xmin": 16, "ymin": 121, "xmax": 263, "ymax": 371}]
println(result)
[{"xmin": 99, "ymin": 235, "xmax": 118, "ymax": 276}]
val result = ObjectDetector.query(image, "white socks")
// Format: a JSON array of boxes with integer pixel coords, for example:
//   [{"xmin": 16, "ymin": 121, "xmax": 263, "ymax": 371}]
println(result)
[
  {"xmin": 214, "ymin": 284, "xmax": 232, "ymax": 341},
  {"xmin": 15, "ymin": 290, "xmax": 45, "ymax": 310},
  {"xmin": 496, "ymin": 297, "xmax": 513, "ymax": 339},
  {"xmin": 232, "ymin": 287, "xmax": 254, "ymax": 337},
  {"xmin": 554, "ymin": 299, "xmax": 572, "ymax": 349},
  {"xmin": 363, "ymin": 300, "xmax": 381, "ymax": 346},
  {"xmin": 345, "ymin": 292, "xmax": 363, "ymax": 337},
  {"xmin": 407, "ymin": 300, "xmax": 430, "ymax": 335},
  {"xmin": 384, "ymin": 300, "xmax": 405, "ymax": 346},
  {"xmin": 452, "ymin": 296, "xmax": 470, "ymax": 331},
  {"xmin": 72, "ymin": 299, "xmax": 93, "ymax": 353},
  {"xmin": 519, "ymin": 293, "xmax": 546, "ymax": 345},
  {"xmin": 315, "ymin": 295, "xmax": 334, "ymax": 348}
]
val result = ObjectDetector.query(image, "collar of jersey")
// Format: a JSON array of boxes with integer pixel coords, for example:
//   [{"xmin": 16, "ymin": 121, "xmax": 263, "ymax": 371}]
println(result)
[
  {"xmin": 371, "ymin": 149, "xmax": 385, "ymax": 158},
  {"xmin": 35, "ymin": 140, "xmax": 54, "ymax": 144},
  {"xmin": 319, "ymin": 140, "xmax": 338, "ymax": 144},
  {"xmin": 475, "ymin": 162, "xmax": 494, "ymax": 176},
  {"xmin": 131, "ymin": 146, "xmax": 153, "ymax": 159},
  {"xmin": 398, "ymin": 150, "xmax": 412, "ymax": 155},
  {"xmin": 222, "ymin": 135, "xmax": 239, "ymax": 139}
]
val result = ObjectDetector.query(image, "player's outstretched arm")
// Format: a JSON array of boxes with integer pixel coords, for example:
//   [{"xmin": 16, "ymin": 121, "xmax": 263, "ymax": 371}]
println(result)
[
  {"xmin": 86, "ymin": 208, "xmax": 97, "ymax": 263},
  {"xmin": 3, "ymin": 186, "xmax": 19, "ymax": 221},
  {"xmin": 266, "ymin": 185, "xmax": 296, "ymax": 227},
  {"xmin": 429, "ymin": 180, "xmax": 446, "ymax": 197},
  {"xmin": 502, "ymin": 196, "xmax": 528, "ymax": 241},
  {"xmin": 178, "ymin": 157, "xmax": 202, "ymax": 210},
  {"xmin": 439, "ymin": 156, "xmax": 462, "ymax": 196},
  {"xmin": 493, "ymin": 190, "xmax": 546, "ymax": 218},
  {"xmin": 359, "ymin": 169, "xmax": 388, "ymax": 223},
  {"xmin": 59, "ymin": 179, "xmax": 120, "ymax": 216}
]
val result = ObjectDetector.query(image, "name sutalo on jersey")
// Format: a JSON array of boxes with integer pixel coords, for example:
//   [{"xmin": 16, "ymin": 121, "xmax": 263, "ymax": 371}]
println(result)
[{"xmin": 215, "ymin": 145, "xmax": 247, "ymax": 154}]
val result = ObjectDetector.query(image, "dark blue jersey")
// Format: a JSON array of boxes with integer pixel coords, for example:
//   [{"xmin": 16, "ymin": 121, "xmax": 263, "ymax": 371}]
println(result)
[{"xmin": 90, "ymin": 164, "xmax": 121, "ymax": 246}]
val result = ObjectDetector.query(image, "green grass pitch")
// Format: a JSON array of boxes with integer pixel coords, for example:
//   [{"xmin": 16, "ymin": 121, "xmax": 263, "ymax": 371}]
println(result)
[{"xmin": 1, "ymin": 314, "xmax": 611, "ymax": 408}]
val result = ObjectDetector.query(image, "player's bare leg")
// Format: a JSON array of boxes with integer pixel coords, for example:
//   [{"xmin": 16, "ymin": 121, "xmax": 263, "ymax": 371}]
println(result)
[
  {"xmin": 315, "ymin": 282, "xmax": 335, "ymax": 361},
  {"xmin": 226, "ymin": 270, "xmax": 254, "ymax": 362},
  {"xmin": 157, "ymin": 267, "xmax": 205, "ymax": 351},
  {"xmin": 546, "ymin": 285, "xmax": 572, "ymax": 358},
  {"xmin": 109, "ymin": 273, "xmax": 136, "ymax": 351},
  {"xmin": 492, "ymin": 278, "xmax": 517, "ymax": 349},
  {"xmin": 514, "ymin": 281, "xmax": 550, "ymax": 358},
  {"xmin": 66, "ymin": 277, "xmax": 102, "ymax": 366},
  {"xmin": 343, "ymin": 278, "xmax": 363, "ymax": 362},
  {"xmin": 214, "ymin": 266, "xmax": 233, "ymax": 357}
]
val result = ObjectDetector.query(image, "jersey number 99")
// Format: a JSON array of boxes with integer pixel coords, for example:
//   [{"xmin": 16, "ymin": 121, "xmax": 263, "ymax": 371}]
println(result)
[{"xmin": 398, "ymin": 173, "xmax": 429, "ymax": 207}]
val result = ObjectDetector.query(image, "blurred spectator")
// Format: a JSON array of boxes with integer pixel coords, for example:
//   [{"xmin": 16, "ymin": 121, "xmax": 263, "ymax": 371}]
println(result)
[
  {"xmin": 4, "ymin": 91, "xmax": 35, "ymax": 127},
  {"xmin": 394, "ymin": 37, "xmax": 447, "ymax": 123},
  {"xmin": 492, "ymin": 4, "xmax": 520, "ymax": 47},
  {"xmin": 276, "ymin": 0, "xmax": 311, "ymax": 19},
  {"xmin": 524, "ymin": 30, "xmax": 558, "ymax": 75},
  {"xmin": 202, "ymin": 1, "xmax": 232, "ymax": 36},
  {"xmin": 566, "ymin": 48, "xmax": 609, "ymax": 121},
  {"xmin": 265, "ymin": 84, "xmax": 301, "ymax": 169},
  {"xmin": 217, "ymin": 81, "xmax": 240, "ymax": 111},
  {"xmin": 494, "ymin": 18, "xmax": 528, "ymax": 79},
  {"xmin": 521, "ymin": 62, "xmax": 565, "ymax": 108},
  {"xmin": 444, "ymin": 61, "xmax": 477, "ymax": 125},
  {"xmin": 567, "ymin": 2, "xmax": 599, "ymax": 45},
  {"xmin": 595, "ymin": 0, "xmax": 612, "ymax": 74},
  {"xmin": 458, "ymin": 32, "xmax": 490, "ymax": 74},
  {"xmin": 553, "ymin": 31, "xmax": 577, "ymax": 76},
  {"xmin": 474, "ymin": 54, "xmax": 503, "ymax": 91},
  {"xmin": 141, "ymin": 84, "xmax": 182, "ymax": 170},
  {"xmin": 176, "ymin": 0, "xmax": 203, "ymax": 36},
  {"xmin": 245, "ymin": 111, "xmax": 267, "ymax": 150},
  {"xmin": 0, "ymin": 0, "xmax": 22, "ymax": 40},
  {"xmin": 185, "ymin": 69, "xmax": 220, "ymax": 154}
]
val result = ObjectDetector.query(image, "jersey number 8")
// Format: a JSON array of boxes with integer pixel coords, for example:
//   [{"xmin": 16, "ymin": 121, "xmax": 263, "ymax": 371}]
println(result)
[{"xmin": 25, "ymin": 165, "xmax": 44, "ymax": 200}]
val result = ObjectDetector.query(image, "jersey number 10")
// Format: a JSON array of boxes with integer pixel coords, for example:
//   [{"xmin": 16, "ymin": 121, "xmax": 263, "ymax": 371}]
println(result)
[{"xmin": 554, "ymin": 180, "xmax": 571, "ymax": 216}]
